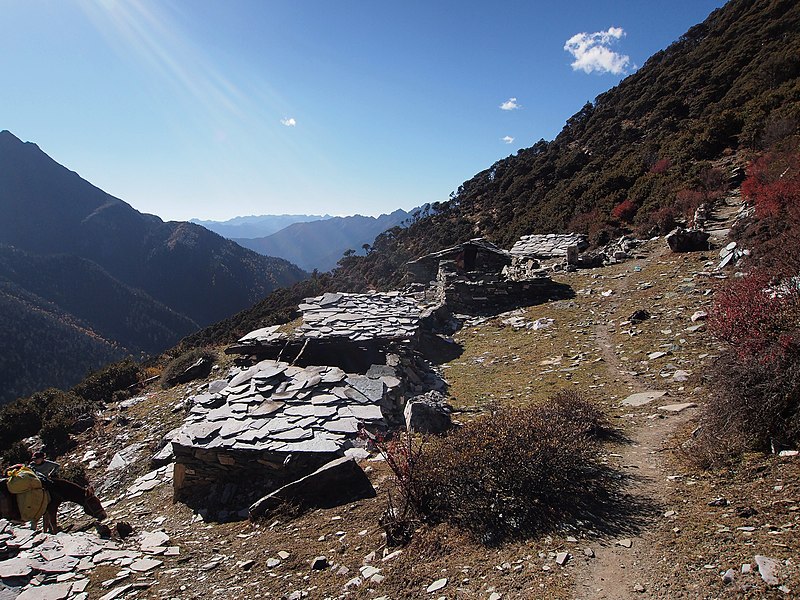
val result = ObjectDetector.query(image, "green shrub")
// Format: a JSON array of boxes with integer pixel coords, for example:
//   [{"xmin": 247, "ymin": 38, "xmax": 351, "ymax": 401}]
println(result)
[
  {"xmin": 1, "ymin": 441, "xmax": 31, "ymax": 467},
  {"xmin": 0, "ymin": 397, "xmax": 43, "ymax": 452},
  {"xmin": 59, "ymin": 462, "xmax": 90, "ymax": 486},
  {"xmin": 34, "ymin": 388, "xmax": 97, "ymax": 453},
  {"xmin": 159, "ymin": 348, "xmax": 217, "ymax": 389},
  {"xmin": 40, "ymin": 418, "xmax": 72, "ymax": 453},
  {"xmin": 72, "ymin": 358, "xmax": 141, "ymax": 403}
]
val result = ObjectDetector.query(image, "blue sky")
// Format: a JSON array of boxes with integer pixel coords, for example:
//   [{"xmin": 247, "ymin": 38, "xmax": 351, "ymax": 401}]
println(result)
[{"xmin": 2, "ymin": 0, "xmax": 725, "ymax": 221}]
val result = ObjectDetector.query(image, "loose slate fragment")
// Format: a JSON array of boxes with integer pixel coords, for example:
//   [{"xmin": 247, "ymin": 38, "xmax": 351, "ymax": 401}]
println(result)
[
  {"xmin": 0, "ymin": 556, "xmax": 34, "ymax": 578},
  {"xmin": 16, "ymin": 583, "xmax": 73, "ymax": 600},
  {"xmin": 250, "ymin": 400, "xmax": 285, "ymax": 416},
  {"xmin": 621, "ymin": 391, "xmax": 667, "ymax": 407},
  {"xmin": 323, "ymin": 418, "xmax": 360, "ymax": 434},
  {"xmin": 129, "ymin": 557, "xmax": 162, "ymax": 572},
  {"xmin": 270, "ymin": 427, "xmax": 314, "ymax": 441}
]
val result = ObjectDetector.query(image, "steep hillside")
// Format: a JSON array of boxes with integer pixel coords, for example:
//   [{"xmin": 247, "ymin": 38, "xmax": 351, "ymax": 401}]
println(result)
[
  {"xmin": 0, "ymin": 245, "xmax": 200, "ymax": 403},
  {"xmin": 0, "ymin": 130, "xmax": 308, "ymax": 326},
  {"xmin": 324, "ymin": 0, "xmax": 800, "ymax": 290},
  {"xmin": 0, "ymin": 280, "xmax": 126, "ymax": 404},
  {"xmin": 236, "ymin": 208, "xmax": 411, "ymax": 272},
  {"xmin": 190, "ymin": 214, "xmax": 329, "ymax": 239}
]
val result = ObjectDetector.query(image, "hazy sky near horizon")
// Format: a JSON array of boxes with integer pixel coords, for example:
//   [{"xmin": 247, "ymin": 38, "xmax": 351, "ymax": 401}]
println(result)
[{"xmin": 3, "ymin": 0, "xmax": 725, "ymax": 222}]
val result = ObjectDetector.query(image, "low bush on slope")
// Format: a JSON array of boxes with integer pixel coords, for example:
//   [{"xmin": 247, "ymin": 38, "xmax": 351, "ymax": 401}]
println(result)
[
  {"xmin": 693, "ymin": 139, "xmax": 800, "ymax": 466},
  {"xmin": 380, "ymin": 391, "xmax": 624, "ymax": 545}
]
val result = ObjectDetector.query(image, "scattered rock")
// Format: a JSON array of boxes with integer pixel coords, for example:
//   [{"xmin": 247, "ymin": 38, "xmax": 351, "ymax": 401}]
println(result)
[
  {"xmin": 629, "ymin": 309, "xmax": 651, "ymax": 324},
  {"xmin": 722, "ymin": 568, "xmax": 736, "ymax": 585},
  {"xmin": 621, "ymin": 391, "xmax": 667, "ymax": 407},
  {"xmin": 555, "ymin": 552, "xmax": 570, "ymax": 566},
  {"xmin": 311, "ymin": 556, "xmax": 329, "ymax": 570},
  {"xmin": 690, "ymin": 310, "xmax": 708, "ymax": 322},
  {"xmin": 657, "ymin": 402, "xmax": 697, "ymax": 413},
  {"xmin": 426, "ymin": 578, "xmax": 448, "ymax": 593},
  {"xmin": 616, "ymin": 538, "xmax": 633, "ymax": 548},
  {"xmin": 666, "ymin": 227, "xmax": 710, "ymax": 252},
  {"xmin": 404, "ymin": 391, "xmax": 452, "ymax": 434},
  {"xmin": 754, "ymin": 555, "xmax": 781, "ymax": 586}
]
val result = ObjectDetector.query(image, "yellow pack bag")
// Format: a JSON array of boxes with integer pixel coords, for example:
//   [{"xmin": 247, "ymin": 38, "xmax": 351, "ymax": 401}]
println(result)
[{"xmin": 6, "ymin": 465, "xmax": 50, "ymax": 521}]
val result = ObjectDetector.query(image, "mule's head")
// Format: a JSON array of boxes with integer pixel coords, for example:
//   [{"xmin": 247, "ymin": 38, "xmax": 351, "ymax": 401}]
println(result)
[{"xmin": 84, "ymin": 487, "xmax": 107, "ymax": 521}]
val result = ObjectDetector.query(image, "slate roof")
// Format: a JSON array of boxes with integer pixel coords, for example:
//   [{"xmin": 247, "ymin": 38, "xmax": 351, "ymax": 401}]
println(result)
[
  {"xmin": 172, "ymin": 359, "xmax": 399, "ymax": 454},
  {"xmin": 297, "ymin": 291, "xmax": 421, "ymax": 341},
  {"xmin": 409, "ymin": 238, "xmax": 511, "ymax": 263},
  {"xmin": 231, "ymin": 291, "xmax": 422, "ymax": 349},
  {"xmin": 510, "ymin": 233, "xmax": 589, "ymax": 258}
]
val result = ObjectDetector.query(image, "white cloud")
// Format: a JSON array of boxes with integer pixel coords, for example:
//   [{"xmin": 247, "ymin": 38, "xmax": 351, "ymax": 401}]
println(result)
[
  {"xmin": 500, "ymin": 97, "xmax": 521, "ymax": 111},
  {"xmin": 280, "ymin": 117, "xmax": 297, "ymax": 127},
  {"xmin": 564, "ymin": 27, "xmax": 630, "ymax": 75},
  {"xmin": 502, "ymin": 135, "xmax": 514, "ymax": 144}
]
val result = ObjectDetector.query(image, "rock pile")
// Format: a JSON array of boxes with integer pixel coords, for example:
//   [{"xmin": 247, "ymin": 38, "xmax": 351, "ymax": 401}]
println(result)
[
  {"xmin": 0, "ymin": 519, "xmax": 176, "ymax": 600},
  {"xmin": 666, "ymin": 227, "xmax": 711, "ymax": 252},
  {"xmin": 717, "ymin": 241, "xmax": 749, "ymax": 269}
]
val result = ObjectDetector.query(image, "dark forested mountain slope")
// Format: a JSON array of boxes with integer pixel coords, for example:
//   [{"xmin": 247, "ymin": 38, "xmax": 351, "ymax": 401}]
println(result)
[
  {"xmin": 0, "ymin": 130, "xmax": 308, "ymax": 327},
  {"xmin": 0, "ymin": 278, "xmax": 126, "ymax": 404},
  {"xmin": 0, "ymin": 245, "xmax": 197, "ymax": 353}
]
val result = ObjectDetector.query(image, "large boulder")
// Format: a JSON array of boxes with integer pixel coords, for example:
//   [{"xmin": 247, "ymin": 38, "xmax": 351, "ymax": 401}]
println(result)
[
  {"xmin": 665, "ymin": 227, "xmax": 710, "ymax": 252},
  {"xmin": 249, "ymin": 457, "xmax": 375, "ymax": 519},
  {"xmin": 404, "ymin": 391, "xmax": 452, "ymax": 434}
]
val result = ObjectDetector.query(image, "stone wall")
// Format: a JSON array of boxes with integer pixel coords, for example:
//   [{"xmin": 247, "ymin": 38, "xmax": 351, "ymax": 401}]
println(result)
[
  {"xmin": 172, "ymin": 444, "xmax": 333, "ymax": 520},
  {"xmin": 441, "ymin": 275, "xmax": 564, "ymax": 315}
]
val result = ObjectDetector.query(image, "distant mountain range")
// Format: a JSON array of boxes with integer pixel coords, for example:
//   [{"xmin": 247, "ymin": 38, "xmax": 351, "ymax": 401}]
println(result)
[
  {"xmin": 0, "ymin": 130, "xmax": 307, "ymax": 402},
  {"xmin": 191, "ymin": 214, "xmax": 331, "ymax": 239},
  {"xmin": 233, "ymin": 209, "xmax": 412, "ymax": 272}
]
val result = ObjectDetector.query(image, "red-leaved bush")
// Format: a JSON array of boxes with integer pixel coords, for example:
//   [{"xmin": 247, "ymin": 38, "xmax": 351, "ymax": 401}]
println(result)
[
  {"xmin": 739, "ymin": 148, "xmax": 800, "ymax": 275},
  {"xmin": 649, "ymin": 157, "xmax": 671, "ymax": 174},
  {"xmin": 742, "ymin": 150, "xmax": 800, "ymax": 218},
  {"xmin": 708, "ymin": 270, "xmax": 800, "ymax": 363},
  {"xmin": 611, "ymin": 199, "xmax": 637, "ymax": 223},
  {"xmin": 692, "ymin": 148, "xmax": 800, "ymax": 466}
]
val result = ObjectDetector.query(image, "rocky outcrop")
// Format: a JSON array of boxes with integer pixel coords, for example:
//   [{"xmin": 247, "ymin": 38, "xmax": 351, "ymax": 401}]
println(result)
[
  {"xmin": 666, "ymin": 227, "xmax": 710, "ymax": 252},
  {"xmin": 404, "ymin": 391, "xmax": 452, "ymax": 434}
]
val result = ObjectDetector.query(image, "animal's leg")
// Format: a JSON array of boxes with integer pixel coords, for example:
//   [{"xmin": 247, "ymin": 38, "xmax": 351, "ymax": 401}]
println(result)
[{"xmin": 42, "ymin": 507, "xmax": 57, "ymax": 533}]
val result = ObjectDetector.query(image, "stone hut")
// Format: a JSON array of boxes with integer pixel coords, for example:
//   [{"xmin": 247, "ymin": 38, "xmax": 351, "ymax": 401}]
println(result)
[
  {"xmin": 171, "ymin": 291, "xmax": 441, "ymax": 518},
  {"xmin": 406, "ymin": 238, "xmax": 512, "ymax": 285},
  {"xmin": 406, "ymin": 238, "xmax": 565, "ymax": 315}
]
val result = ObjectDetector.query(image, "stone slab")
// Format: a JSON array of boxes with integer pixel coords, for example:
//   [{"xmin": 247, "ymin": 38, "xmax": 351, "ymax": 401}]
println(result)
[{"xmin": 621, "ymin": 391, "xmax": 667, "ymax": 407}]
